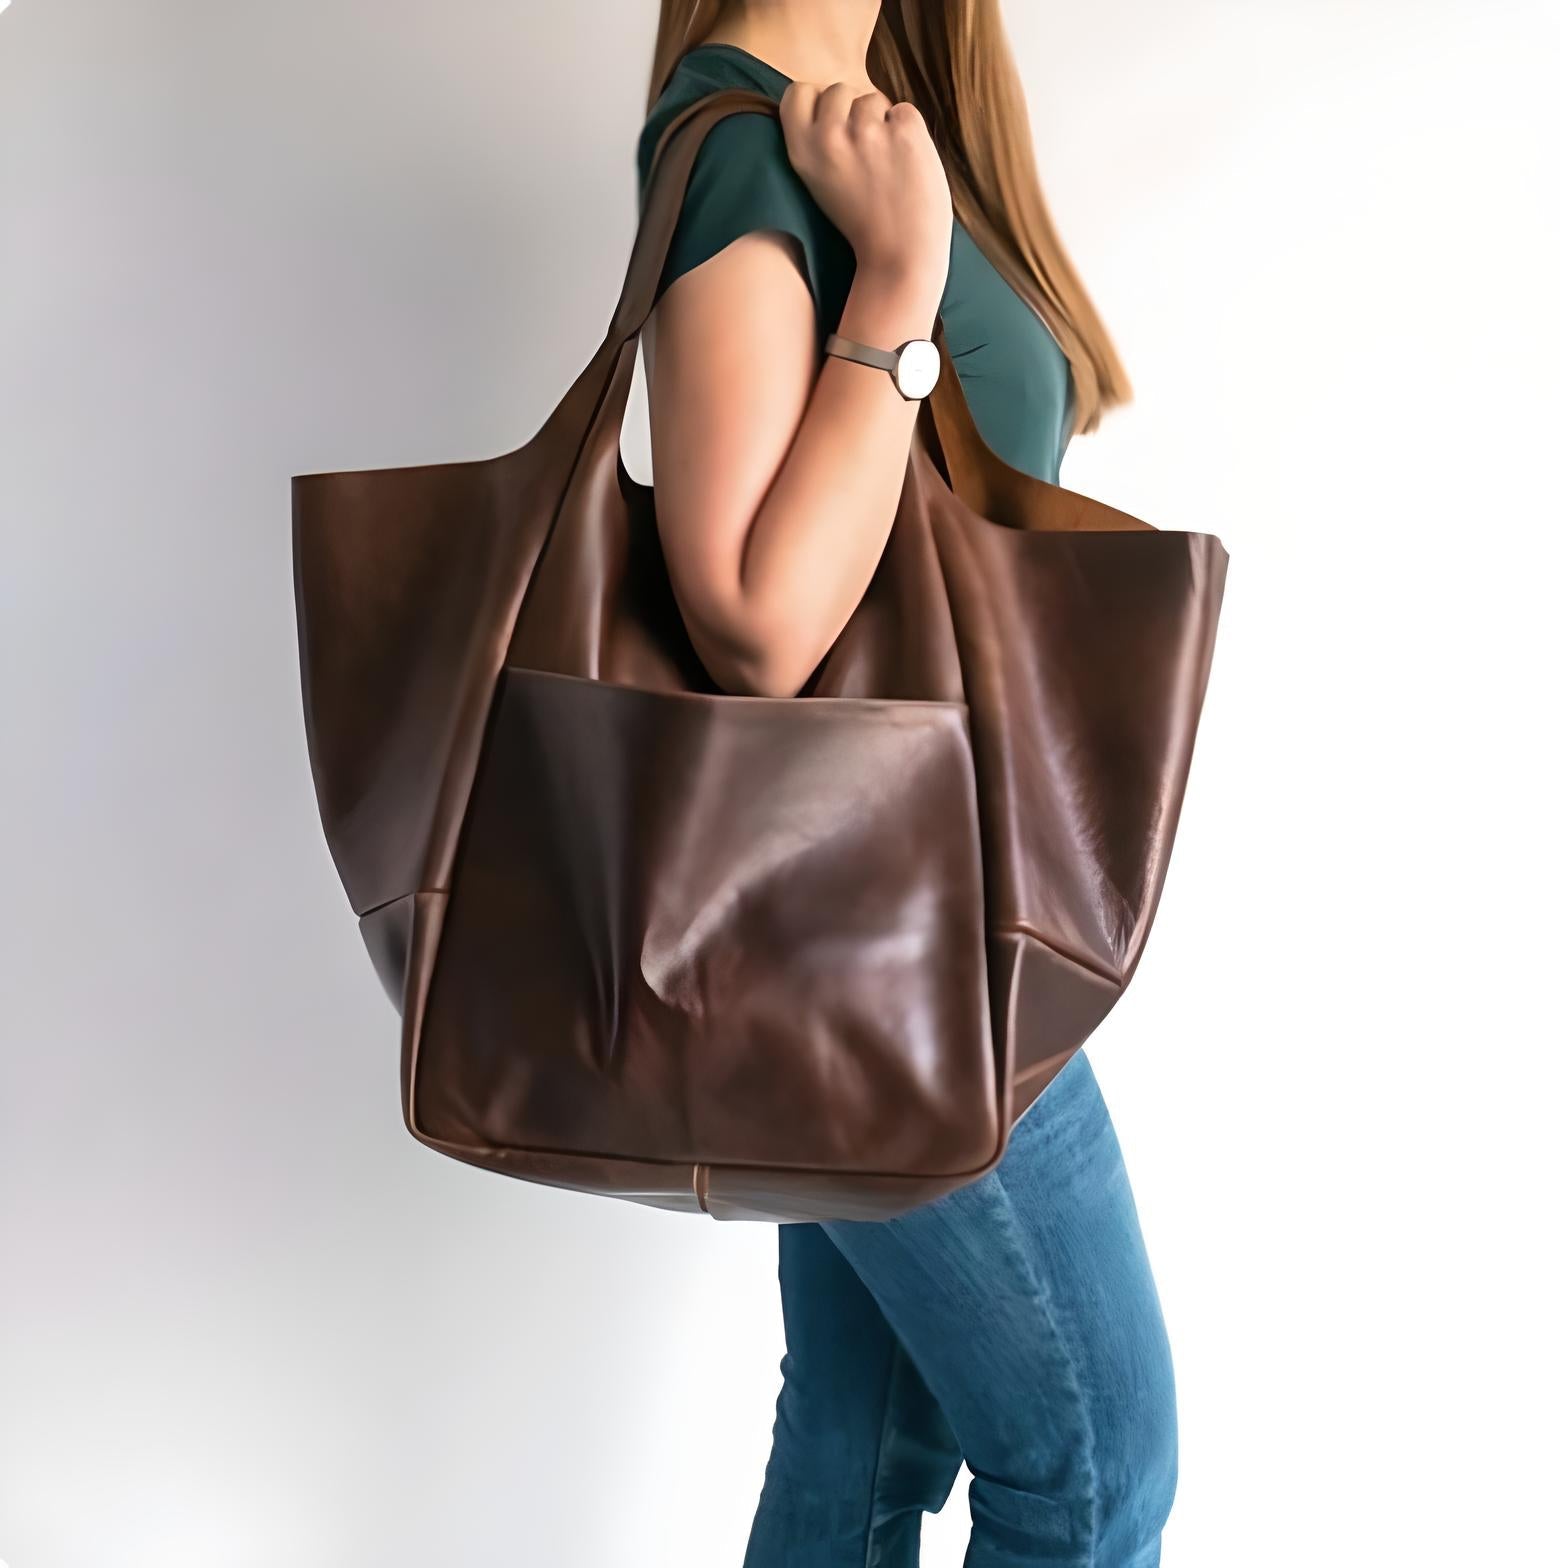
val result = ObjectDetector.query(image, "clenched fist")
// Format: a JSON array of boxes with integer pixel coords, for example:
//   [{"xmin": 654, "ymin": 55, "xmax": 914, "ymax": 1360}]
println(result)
[{"xmin": 778, "ymin": 80, "xmax": 953, "ymax": 295}]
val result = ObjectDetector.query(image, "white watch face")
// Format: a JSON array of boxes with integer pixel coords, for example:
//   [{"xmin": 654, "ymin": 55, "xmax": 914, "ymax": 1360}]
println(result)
[{"xmin": 895, "ymin": 338, "xmax": 941, "ymax": 399}]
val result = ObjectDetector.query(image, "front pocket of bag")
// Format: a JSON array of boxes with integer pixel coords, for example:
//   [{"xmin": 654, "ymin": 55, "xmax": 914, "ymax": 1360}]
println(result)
[{"xmin": 413, "ymin": 667, "xmax": 998, "ymax": 1176}]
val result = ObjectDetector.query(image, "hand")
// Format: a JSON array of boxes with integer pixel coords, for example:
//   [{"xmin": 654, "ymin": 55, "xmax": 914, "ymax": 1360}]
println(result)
[{"xmin": 778, "ymin": 80, "xmax": 953, "ymax": 296}]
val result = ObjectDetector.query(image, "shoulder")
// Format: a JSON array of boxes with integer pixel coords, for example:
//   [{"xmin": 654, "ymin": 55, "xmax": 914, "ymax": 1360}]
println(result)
[
  {"xmin": 634, "ymin": 59, "xmax": 854, "ymax": 332},
  {"xmin": 636, "ymin": 75, "xmax": 792, "ymax": 206}
]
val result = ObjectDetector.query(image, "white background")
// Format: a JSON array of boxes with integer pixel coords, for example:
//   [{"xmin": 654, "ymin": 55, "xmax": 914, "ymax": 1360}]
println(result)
[{"xmin": 3, "ymin": 1, "xmax": 1557, "ymax": 1563}]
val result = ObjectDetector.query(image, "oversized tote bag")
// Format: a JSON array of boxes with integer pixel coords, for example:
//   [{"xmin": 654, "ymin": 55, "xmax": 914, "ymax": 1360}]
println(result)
[{"xmin": 291, "ymin": 88, "xmax": 1229, "ymax": 1222}]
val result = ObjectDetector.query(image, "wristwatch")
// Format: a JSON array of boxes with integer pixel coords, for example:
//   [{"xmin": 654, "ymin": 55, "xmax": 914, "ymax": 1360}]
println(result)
[{"xmin": 823, "ymin": 331, "xmax": 941, "ymax": 401}]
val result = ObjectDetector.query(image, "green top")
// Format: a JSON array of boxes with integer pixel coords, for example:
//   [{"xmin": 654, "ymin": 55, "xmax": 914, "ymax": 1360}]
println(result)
[{"xmin": 635, "ymin": 41, "xmax": 1075, "ymax": 483}]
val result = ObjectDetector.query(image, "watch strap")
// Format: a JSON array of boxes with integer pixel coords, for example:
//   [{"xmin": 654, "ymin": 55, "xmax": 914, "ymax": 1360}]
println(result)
[{"xmin": 823, "ymin": 332, "xmax": 900, "ymax": 374}]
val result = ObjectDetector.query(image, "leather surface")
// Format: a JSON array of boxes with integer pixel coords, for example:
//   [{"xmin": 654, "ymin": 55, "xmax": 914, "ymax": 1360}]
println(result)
[{"xmin": 291, "ymin": 88, "xmax": 1229, "ymax": 1221}]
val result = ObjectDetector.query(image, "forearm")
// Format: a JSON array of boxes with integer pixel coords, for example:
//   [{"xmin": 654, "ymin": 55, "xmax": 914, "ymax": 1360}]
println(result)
[{"xmin": 730, "ymin": 261, "xmax": 944, "ymax": 697}]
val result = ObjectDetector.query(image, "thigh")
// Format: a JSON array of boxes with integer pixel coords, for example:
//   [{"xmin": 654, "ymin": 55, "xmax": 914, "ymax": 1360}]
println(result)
[{"xmin": 819, "ymin": 1051, "xmax": 1177, "ymax": 1565}]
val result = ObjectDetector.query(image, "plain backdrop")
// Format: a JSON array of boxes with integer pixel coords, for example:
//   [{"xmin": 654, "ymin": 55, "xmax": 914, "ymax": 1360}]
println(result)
[{"xmin": 3, "ymin": 2, "xmax": 1557, "ymax": 1564}]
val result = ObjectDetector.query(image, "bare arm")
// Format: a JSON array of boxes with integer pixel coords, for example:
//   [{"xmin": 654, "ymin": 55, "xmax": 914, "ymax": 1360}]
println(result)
[{"xmin": 642, "ymin": 81, "xmax": 952, "ymax": 698}]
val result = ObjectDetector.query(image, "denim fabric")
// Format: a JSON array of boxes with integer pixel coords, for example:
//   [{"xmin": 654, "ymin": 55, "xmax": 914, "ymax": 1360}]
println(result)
[{"xmin": 741, "ymin": 1050, "xmax": 1177, "ymax": 1568}]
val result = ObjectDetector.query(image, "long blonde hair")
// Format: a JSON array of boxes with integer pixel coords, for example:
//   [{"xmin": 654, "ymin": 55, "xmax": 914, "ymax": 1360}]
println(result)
[{"xmin": 643, "ymin": 0, "xmax": 1132, "ymax": 436}]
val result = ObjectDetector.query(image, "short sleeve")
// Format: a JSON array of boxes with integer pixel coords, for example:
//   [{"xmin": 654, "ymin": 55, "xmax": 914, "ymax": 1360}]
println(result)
[{"xmin": 650, "ymin": 110, "xmax": 854, "ymax": 343}]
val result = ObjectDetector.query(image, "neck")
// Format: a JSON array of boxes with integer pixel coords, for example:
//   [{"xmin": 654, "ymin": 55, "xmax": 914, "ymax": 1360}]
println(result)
[{"xmin": 701, "ymin": 0, "xmax": 882, "ymax": 93}]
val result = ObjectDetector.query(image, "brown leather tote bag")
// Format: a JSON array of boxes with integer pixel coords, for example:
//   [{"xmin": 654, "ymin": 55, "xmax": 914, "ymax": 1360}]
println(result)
[{"xmin": 291, "ymin": 88, "xmax": 1228, "ymax": 1222}]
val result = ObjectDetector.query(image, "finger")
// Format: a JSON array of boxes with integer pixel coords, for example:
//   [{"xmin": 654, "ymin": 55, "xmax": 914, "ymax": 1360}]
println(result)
[
  {"xmin": 847, "ymin": 87, "xmax": 895, "ymax": 127},
  {"xmin": 813, "ymin": 79, "xmax": 860, "ymax": 133},
  {"xmin": 778, "ymin": 79, "xmax": 818, "ymax": 131}
]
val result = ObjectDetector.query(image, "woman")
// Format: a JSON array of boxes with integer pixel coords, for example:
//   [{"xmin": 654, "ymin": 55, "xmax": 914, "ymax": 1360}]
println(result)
[{"xmin": 635, "ymin": 5, "xmax": 1176, "ymax": 1566}]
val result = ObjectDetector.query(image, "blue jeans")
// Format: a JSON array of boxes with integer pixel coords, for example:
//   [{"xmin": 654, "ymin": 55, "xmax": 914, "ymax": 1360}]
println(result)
[{"xmin": 741, "ymin": 1050, "xmax": 1177, "ymax": 1568}]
